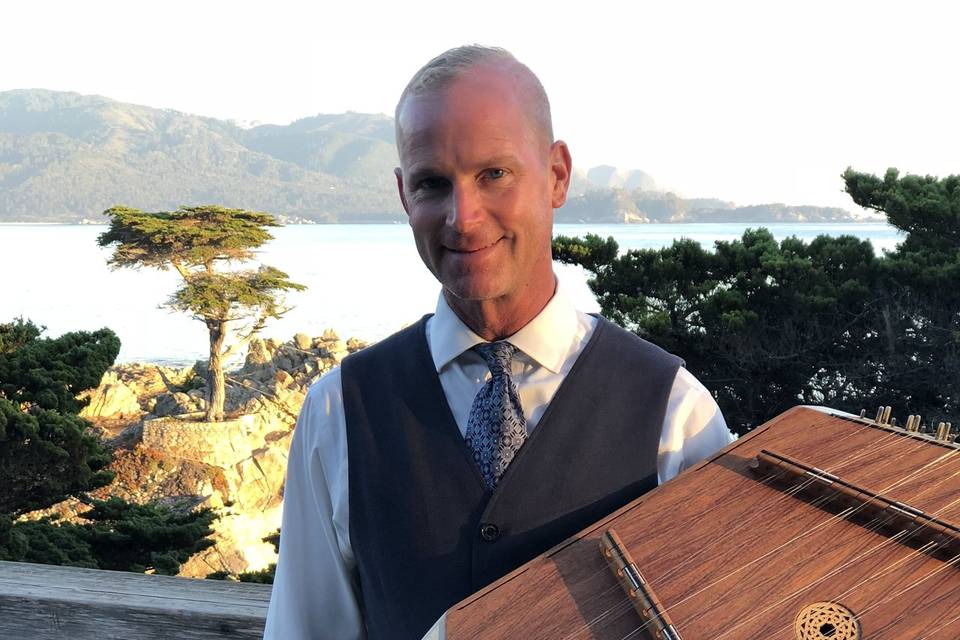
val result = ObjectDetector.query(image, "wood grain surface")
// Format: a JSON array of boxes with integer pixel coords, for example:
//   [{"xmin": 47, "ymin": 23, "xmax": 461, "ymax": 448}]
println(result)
[
  {"xmin": 444, "ymin": 407, "xmax": 960, "ymax": 640},
  {"xmin": 0, "ymin": 560, "xmax": 271, "ymax": 639}
]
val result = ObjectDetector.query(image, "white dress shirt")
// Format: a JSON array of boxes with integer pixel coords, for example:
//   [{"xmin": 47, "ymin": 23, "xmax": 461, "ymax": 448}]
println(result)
[{"xmin": 263, "ymin": 285, "xmax": 734, "ymax": 640}]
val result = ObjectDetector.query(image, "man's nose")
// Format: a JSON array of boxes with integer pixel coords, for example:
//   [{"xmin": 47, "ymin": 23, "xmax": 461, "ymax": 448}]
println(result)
[{"xmin": 447, "ymin": 182, "xmax": 484, "ymax": 232}]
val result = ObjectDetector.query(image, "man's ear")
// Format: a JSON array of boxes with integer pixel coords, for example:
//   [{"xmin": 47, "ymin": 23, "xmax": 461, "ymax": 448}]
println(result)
[
  {"xmin": 395, "ymin": 167, "xmax": 411, "ymax": 216},
  {"xmin": 548, "ymin": 140, "xmax": 573, "ymax": 209}
]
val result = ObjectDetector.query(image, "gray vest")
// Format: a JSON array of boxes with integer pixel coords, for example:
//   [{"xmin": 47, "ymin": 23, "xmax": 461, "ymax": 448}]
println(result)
[{"xmin": 341, "ymin": 314, "xmax": 682, "ymax": 640}]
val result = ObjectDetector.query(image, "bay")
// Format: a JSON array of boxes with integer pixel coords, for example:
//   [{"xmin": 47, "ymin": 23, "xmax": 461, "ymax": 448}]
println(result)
[{"xmin": 1, "ymin": 222, "xmax": 901, "ymax": 366}]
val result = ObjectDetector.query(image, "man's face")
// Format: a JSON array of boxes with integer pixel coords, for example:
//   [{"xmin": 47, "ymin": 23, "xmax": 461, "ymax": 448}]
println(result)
[{"xmin": 395, "ymin": 64, "xmax": 571, "ymax": 306}]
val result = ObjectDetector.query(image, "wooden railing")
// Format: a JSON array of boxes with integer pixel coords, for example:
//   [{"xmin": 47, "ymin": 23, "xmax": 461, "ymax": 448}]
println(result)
[{"xmin": 0, "ymin": 560, "xmax": 271, "ymax": 639}]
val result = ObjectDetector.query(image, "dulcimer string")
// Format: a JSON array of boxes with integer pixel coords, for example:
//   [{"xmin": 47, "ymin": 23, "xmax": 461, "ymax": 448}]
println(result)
[
  {"xmin": 874, "ymin": 556, "xmax": 960, "ymax": 640},
  {"xmin": 561, "ymin": 421, "xmax": 942, "ymax": 638},
  {"xmin": 914, "ymin": 604, "xmax": 960, "ymax": 640},
  {"xmin": 698, "ymin": 542, "xmax": 938, "ymax": 640},
  {"xmin": 638, "ymin": 451, "xmax": 960, "ymax": 640},
  {"xmin": 708, "ymin": 532, "xmax": 942, "ymax": 639},
  {"xmin": 604, "ymin": 445, "xmax": 960, "ymax": 640},
  {"xmin": 650, "ymin": 421, "xmax": 917, "ymax": 588},
  {"xmin": 560, "ymin": 421, "xmax": 945, "ymax": 639},
  {"xmin": 758, "ymin": 541, "xmax": 960, "ymax": 640},
  {"xmin": 555, "ymin": 424, "xmax": 892, "ymax": 639},
  {"xmin": 850, "ymin": 549, "xmax": 960, "ymax": 630},
  {"xmin": 554, "ymin": 437, "xmax": 840, "ymax": 636},
  {"xmin": 694, "ymin": 450, "xmax": 960, "ymax": 640}
]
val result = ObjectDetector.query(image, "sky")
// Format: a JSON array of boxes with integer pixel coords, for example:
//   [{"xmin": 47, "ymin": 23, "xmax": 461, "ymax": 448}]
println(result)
[{"xmin": 3, "ymin": 0, "xmax": 958, "ymax": 210}]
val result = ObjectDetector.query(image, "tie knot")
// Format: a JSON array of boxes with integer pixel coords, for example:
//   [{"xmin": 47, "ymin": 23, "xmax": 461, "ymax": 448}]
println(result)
[{"xmin": 474, "ymin": 341, "xmax": 516, "ymax": 378}]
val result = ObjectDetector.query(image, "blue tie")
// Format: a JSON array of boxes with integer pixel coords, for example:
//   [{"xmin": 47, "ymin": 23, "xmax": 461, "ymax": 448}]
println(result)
[{"xmin": 464, "ymin": 341, "xmax": 528, "ymax": 490}]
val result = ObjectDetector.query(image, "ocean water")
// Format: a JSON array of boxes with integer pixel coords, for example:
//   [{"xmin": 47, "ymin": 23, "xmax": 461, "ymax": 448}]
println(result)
[{"xmin": 1, "ymin": 222, "xmax": 901, "ymax": 365}]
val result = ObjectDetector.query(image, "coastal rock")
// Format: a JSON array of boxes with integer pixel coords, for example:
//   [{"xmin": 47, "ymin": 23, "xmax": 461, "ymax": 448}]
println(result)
[
  {"xmin": 79, "ymin": 371, "xmax": 141, "ymax": 419},
  {"xmin": 142, "ymin": 415, "xmax": 257, "ymax": 468},
  {"xmin": 78, "ymin": 363, "xmax": 195, "ymax": 421},
  {"xmin": 153, "ymin": 391, "xmax": 200, "ymax": 417},
  {"xmin": 67, "ymin": 328, "xmax": 369, "ymax": 578},
  {"xmin": 293, "ymin": 332, "xmax": 312, "ymax": 351},
  {"xmin": 244, "ymin": 338, "xmax": 273, "ymax": 366}
]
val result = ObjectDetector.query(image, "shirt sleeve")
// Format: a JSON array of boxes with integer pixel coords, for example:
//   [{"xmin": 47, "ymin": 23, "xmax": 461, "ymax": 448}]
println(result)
[
  {"xmin": 656, "ymin": 367, "xmax": 735, "ymax": 484},
  {"xmin": 263, "ymin": 368, "xmax": 365, "ymax": 640}
]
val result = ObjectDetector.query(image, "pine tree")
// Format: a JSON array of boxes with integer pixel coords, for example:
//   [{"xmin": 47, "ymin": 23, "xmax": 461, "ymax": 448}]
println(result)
[
  {"xmin": 842, "ymin": 168, "xmax": 960, "ymax": 425},
  {"xmin": 0, "ymin": 318, "xmax": 218, "ymax": 574},
  {"xmin": 97, "ymin": 205, "xmax": 306, "ymax": 421},
  {"xmin": 553, "ymin": 169, "xmax": 958, "ymax": 432},
  {"xmin": 0, "ymin": 321, "xmax": 119, "ymax": 514}
]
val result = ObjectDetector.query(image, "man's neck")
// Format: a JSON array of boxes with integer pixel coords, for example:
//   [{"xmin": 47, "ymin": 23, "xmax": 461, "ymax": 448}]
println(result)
[{"xmin": 443, "ymin": 278, "xmax": 557, "ymax": 341}]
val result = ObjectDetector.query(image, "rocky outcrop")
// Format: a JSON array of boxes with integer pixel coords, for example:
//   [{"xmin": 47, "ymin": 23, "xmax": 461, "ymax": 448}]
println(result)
[
  {"xmin": 78, "ymin": 363, "xmax": 197, "ymax": 426},
  {"xmin": 70, "ymin": 330, "xmax": 368, "ymax": 578}
]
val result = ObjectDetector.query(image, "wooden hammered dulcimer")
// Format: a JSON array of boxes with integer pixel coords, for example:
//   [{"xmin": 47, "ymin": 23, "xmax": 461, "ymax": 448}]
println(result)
[{"xmin": 439, "ymin": 406, "xmax": 960, "ymax": 640}]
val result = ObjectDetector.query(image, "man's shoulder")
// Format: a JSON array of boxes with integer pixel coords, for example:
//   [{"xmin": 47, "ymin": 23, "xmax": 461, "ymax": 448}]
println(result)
[
  {"xmin": 589, "ymin": 314, "xmax": 684, "ymax": 366},
  {"xmin": 304, "ymin": 364, "xmax": 343, "ymax": 406},
  {"xmin": 341, "ymin": 314, "xmax": 432, "ymax": 369}
]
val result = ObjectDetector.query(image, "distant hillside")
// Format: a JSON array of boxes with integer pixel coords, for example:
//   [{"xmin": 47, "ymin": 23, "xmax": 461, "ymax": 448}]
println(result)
[
  {"xmin": 0, "ymin": 89, "xmax": 861, "ymax": 223},
  {"xmin": 557, "ymin": 189, "xmax": 857, "ymax": 223},
  {"xmin": 586, "ymin": 165, "xmax": 656, "ymax": 191},
  {"xmin": 0, "ymin": 90, "xmax": 402, "ymax": 223}
]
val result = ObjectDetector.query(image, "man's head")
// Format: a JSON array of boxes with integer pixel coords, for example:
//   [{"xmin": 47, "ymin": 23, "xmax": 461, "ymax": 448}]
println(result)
[
  {"xmin": 394, "ymin": 45, "xmax": 572, "ymax": 323},
  {"xmin": 395, "ymin": 46, "xmax": 554, "ymax": 150}
]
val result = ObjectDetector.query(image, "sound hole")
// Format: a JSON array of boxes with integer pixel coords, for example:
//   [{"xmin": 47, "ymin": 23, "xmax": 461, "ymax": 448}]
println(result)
[{"xmin": 794, "ymin": 602, "xmax": 861, "ymax": 640}]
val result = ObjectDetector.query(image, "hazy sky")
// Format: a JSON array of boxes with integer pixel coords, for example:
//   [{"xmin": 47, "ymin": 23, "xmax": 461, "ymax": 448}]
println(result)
[{"xmin": 4, "ymin": 0, "xmax": 958, "ymax": 210}]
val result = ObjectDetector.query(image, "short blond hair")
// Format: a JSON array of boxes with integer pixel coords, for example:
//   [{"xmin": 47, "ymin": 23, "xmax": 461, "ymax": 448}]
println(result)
[{"xmin": 394, "ymin": 44, "xmax": 554, "ymax": 145}]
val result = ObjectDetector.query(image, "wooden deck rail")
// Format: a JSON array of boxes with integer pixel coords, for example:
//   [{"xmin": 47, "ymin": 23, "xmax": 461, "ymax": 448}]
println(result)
[{"xmin": 0, "ymin": 560, "xmax": 271, "ymax": 639}]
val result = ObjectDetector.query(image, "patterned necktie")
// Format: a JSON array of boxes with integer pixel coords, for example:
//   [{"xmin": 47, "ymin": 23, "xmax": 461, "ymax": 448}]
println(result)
[{"xmin": 464, "ymin": 341, "xmax": 528, "ymax": 490}]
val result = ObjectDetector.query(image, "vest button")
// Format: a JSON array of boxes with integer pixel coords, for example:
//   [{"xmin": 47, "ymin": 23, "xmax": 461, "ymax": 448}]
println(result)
[{"xmin": 479, "ymin": 523, "xmax": 500, "ymax": 542}]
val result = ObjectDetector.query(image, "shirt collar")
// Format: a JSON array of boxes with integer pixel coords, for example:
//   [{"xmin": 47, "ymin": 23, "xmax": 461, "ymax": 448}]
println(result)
[{"xmin": 429, "ymin": 280, "xmax": 580, "ymax": 375}]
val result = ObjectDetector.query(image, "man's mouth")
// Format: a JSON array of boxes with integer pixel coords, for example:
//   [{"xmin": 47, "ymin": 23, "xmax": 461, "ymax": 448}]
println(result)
[{"xmin": 447, "ymin": 238, "xmax": 502, "ymax": 254}]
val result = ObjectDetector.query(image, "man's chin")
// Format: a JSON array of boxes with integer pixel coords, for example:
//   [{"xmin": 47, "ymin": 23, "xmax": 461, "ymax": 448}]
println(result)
[{"xmin": 441, "ymin": 278, "xmax": 506, "ymax": 304}]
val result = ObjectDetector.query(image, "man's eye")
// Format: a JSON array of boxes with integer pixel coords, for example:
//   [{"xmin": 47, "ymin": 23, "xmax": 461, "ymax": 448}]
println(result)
[
  {"xmin": 484, "ymin": 168, "xmax": 507, "ymax": 180},
  {"xmin": 418, "ymin": 177, "xmax": 449, "ymax": 191}
]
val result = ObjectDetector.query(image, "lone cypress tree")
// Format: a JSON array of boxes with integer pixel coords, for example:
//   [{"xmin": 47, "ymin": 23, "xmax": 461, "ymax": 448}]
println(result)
[{"xmin": 97, "ymin": 205, "xmax": 306, "ymax": 421}]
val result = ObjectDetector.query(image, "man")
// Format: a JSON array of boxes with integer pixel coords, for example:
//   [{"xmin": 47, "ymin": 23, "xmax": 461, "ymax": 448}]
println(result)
[{"xmin": 264, "ymin": 45, "xmax": 733, "ymax": 640}]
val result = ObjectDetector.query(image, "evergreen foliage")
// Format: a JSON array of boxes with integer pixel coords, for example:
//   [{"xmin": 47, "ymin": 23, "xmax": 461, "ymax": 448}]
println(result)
[
  {"xmin": 77, "ymin": 497, "xmax": 217, "ymax": 575},
  {"xmin": 554, "ymin": 168, "xmax": 959, "ymax": 434},
  {"xmin": 98, "ymin": 205, "xmax": 306, "ymax": 421},
  {"xmin": 0, "ymin": 324, "xmax": 120, "ymax": 414},
  {"xmin": 0, "ymin": 317, "xmax": 43, "ymax": 355},
  {"xmin": 0, "ymin": 320, "xmax": 117, "ymax": 514},
  {"xmin": 0, "ymin": 399, "xmax": 114, "ymax": 515},
  {"xmin": 842, "ymin": 168, "xmax": 959, "ymax": 426},
  {"xmin": 0, "ymin": 498, "xmax": 216, "ymax": 575},
  {"xmin": 0, "ymin": 318, "xmax": 218, "ymax": 575}
]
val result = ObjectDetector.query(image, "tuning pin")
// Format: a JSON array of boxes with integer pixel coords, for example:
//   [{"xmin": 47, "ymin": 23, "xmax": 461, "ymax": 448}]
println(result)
[
  {"xmin": 860, "ymin": 409, "xmax": 867, "ymax": 418},
  {"xmin": 937, "ymin": 422, "xmax": 953, "ymax": 442},
  {"xmin": 905, "ymin": 415, "xmax": 920, "ymax": 432},
  {"xmin": 875, "ymin": 407, "xmax": 885, "ymax": 422}
]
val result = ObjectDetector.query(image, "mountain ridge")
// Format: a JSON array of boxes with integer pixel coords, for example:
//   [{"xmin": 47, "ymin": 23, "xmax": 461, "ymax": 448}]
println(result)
[{"xmin": 0, "ymin": 89, "xmax": 866, "ymax": 223}]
